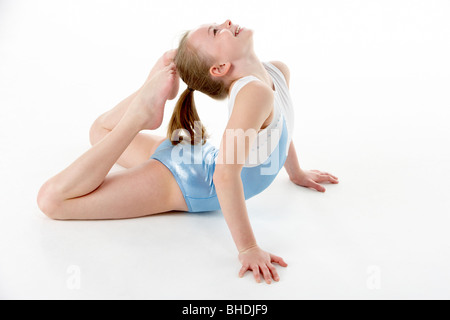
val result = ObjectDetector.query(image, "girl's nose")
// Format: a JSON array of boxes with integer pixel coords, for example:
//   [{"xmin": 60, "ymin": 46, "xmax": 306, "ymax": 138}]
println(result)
[{"xmin": 224, "ymin": 20, "xmax": 232, "ymax": 28}]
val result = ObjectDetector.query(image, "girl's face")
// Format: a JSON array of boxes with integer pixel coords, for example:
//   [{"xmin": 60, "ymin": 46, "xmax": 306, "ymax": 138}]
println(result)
[{"xmin": 188, "ymin": 20, "xmax": 254, "ymax": 68}]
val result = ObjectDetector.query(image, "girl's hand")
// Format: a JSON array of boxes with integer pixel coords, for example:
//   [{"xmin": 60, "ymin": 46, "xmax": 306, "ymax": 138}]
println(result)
[
  {"xmin": 238, "ymin": 245, "xmax": 288, "ymax": 284},
  {"xmin": 290, "ymin": 169, "xmax": 339, "ymax": 192}
]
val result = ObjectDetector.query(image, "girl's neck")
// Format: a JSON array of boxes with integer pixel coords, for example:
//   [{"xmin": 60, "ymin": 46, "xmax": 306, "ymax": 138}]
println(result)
[{"xmin": 227, "ymin": 53, "xmax": 274, "ymax": 92}]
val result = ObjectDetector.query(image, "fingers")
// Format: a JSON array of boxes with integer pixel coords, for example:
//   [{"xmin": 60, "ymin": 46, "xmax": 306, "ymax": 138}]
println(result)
[
  {"xmin": 307, "ymin": 170, "xmax": 339, "ymax": 192},
  {"xmin": 328, "ymin": 176, "xmax": 339, "ymax": 184},
  {"xmin": 268, "ymin": 263, "xmax": 280, "ymax": 282},
  {"xmin": 308, "ymin": 180, "xmax": 326, "ymax": 192},
  {"xmin": 325, "ymin": 172, "xmax": 339, "ymax": 180},
  {"xmin": 316, "ymin": 174, "xmax": 339, "ymax": 184},
  {"xmin": 311, "ymin": 170, "xmax": 339, "ymax": 182},
  {"xmin": 270, "ymin": 254, "xmax": 288, "ymax": 267},
  {"xmin": 260, "ymin": 265, "xmax": 272, "ymax": 284},
  {"xmin": 252, "ymin": 265, "xmax": 261, "ymax": 283},
  {"xmin": 239, "ymin": 264, "xmax": 262, "ymax": 283},
  {"xmin": 238, "ymin": 250, "xmax": 288, "ymax": 284},
  {"xmin": 239, "ymin": 265, "xmax": 248, "ymax": 278},
  {"xmin": 239, "ymin": 263, "xmax": 285, "ymax": 284}
]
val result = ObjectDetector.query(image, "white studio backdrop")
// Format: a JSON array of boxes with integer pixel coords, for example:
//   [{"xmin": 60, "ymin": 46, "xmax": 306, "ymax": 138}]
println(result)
[{"xmin": 0, "ymin": 0, "xmax": 449, "ymax": 299}]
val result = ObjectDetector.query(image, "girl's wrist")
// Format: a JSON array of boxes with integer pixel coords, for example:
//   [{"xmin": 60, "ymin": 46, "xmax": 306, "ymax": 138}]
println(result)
[
  {"xmin": 238, "ymin": 243, "xmax": 259, "ymax": 254},
  {"xmin": 289, "ymin": 168, "xmax": 305, "ymax": 183}
]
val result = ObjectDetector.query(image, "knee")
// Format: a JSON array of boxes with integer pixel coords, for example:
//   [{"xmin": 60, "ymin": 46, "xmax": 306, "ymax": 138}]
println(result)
[
  {"xmin": 89, "ymin": 115, "xmax": 109, "ymax": 146},
  {"xmin": 37, "ymin": 182, "xmax": 64, "ymax": 220}
]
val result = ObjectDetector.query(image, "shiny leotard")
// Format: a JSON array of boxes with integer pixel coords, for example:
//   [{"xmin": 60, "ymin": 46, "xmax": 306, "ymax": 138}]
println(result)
[{"xmin": 150, "ymin": 62, "xmax": 295, "ymax": 212}]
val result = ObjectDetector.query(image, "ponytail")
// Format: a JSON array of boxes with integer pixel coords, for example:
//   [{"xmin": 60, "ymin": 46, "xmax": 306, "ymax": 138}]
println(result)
[
  {"xmin": 166, "ymin": 88, "xmax": 209, "ymax": 146},
  {"xmin": 168, "ymin": 30, "xmax": 229, "ymax": 146}
]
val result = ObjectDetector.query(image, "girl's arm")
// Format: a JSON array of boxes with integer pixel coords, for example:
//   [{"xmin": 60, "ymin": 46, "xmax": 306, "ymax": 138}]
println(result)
[
  {"xmin": 284, "ymin": 140, "xmax": 339, "ymax": 192},
  {"xmin": 269, "ymin": 61, "xmax": 340, "ymax": 190},
  {"xmin": 213, "ymin": 81, "xmax": 287, "ymax": 284},
  {"xmin": 283, "ymin": 140, "xmax": 303, "ymax": 181}
]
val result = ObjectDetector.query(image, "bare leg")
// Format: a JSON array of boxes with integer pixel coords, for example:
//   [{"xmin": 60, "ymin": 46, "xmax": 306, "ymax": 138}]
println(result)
[
  {"xmin": 93, "ymin": 49, "xmax": 179, "ymax": 131},
  {"xmin": 37, "ymin": 63, "xmax": 188, "ymax": 219},
  {"xmin": 89, "ymin": 50, "xmax": 179, "ymax": 168},
  {"xmin": 146, "ymin": 49, "xmax": 179, "ymax": 100}
]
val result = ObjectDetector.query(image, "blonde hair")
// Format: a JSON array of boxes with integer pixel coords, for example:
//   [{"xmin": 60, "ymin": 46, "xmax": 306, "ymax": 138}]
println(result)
[{"xmin": 167, "ymin": 31, "xmax": 229, "ymax": 146}]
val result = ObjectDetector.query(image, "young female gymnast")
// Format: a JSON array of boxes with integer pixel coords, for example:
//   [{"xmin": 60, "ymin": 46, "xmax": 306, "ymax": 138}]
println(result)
[{"xmin": 37, "ymin": 20, "xmax": 339, "ymax": 284}]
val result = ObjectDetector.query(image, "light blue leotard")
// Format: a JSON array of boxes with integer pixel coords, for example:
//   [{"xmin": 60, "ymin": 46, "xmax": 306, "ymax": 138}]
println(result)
[{"xmin": 150, "ymin": 62, "xmax": 295, "ymax": 212}]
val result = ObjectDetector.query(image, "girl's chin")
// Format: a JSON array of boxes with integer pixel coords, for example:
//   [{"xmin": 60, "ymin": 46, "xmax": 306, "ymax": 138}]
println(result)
[{"xmin": 241, "ymin": 28, "xmax": 253, "ymax": 36}]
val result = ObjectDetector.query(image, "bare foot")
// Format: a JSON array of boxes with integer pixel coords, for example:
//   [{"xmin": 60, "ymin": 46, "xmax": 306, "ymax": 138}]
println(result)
[
  {"xmin": 162, "ymin": 49, "xmax": 177, "ymax": 66},
  {"xmin": 145, "ymin": 50, "xmax": 179, "ymax": 100},
  {"xmin": 131, "ymin": 63, "xmax": 177, "ymax": 130}
]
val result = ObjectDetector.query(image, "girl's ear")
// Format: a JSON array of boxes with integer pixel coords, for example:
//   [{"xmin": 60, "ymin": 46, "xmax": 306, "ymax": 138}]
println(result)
[{"xmin": 209, "ymin": 62, "xmax": 231, "ymax": 78}]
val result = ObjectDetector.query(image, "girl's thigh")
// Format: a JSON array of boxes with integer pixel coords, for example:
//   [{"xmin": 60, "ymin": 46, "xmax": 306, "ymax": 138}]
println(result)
[{"xmin": 51, "ymin": 159, "xmax": 189, "ymax": 220}]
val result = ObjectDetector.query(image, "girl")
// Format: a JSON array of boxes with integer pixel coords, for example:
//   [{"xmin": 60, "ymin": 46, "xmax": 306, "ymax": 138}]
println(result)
[{"xmin": 37, "ymin": 20, "xmax": 339, "ymax": 284}]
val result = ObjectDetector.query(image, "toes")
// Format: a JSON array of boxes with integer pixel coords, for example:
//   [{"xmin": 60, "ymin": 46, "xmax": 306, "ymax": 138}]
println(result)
[
  {"xmin": 165, "ymin": 62, "xmax": 176, "ymax": 72},
  {"xmin": 163, "ymin": 50, "xmax": 177, "ymax": 65}
]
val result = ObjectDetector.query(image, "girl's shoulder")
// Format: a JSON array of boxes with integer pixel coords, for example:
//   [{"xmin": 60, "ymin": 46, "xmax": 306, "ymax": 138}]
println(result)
[
  {"xmin": 268, "ymin": 61, "xmax": 290, "ymax": 88},
  {"xmin": 227, "ymin": 78, "xmax": 274, "ymax": 123},
  {"xmin": 228, "ymin": 75, "xmax": 273, "ymax": 113}
]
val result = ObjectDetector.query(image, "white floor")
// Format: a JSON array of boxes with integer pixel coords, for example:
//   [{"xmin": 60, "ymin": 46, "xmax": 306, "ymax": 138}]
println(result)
[{"xmin": 1, "ymin": 0, "xmax": 449, "ymax": 299}]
